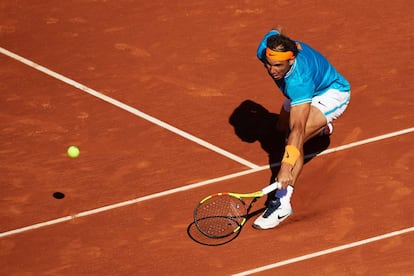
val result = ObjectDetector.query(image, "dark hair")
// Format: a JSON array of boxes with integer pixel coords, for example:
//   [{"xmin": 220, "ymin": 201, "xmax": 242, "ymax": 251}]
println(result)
[{"xmin": 266, "ymin": 34, "xmax": 299, "ymax": 56}]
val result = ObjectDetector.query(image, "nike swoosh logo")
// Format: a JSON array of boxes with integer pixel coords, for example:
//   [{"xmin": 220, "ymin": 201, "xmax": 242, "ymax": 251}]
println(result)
[
  {"xmin": 278, "ymin": 214, "xmax": 289, "ymax": 220},
  {"xmin": 318, "ymin": 101, "xmax": 327, "ymax": 107}
]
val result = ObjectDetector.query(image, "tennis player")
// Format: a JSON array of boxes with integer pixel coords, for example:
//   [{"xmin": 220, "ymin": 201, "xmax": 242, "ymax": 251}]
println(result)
[{"xmin": 253, "ymin": 25, "xmax": 351, "ymax": 229}]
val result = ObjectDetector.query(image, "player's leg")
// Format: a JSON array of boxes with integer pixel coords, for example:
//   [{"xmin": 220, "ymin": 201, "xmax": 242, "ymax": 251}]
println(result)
[
  {"xmin": 291, "ymin": 89, "xmax": 351, "ymax": 185},
  {"xmin": 253, "ymin": 89, "xmax": 350, "ymax": 229},
  {"xmin": 276, "ymin": 98, "xmax": 331, "ymax": 141},
  {"xmin": 310, "ymin": 89, "xmax": 351, "ymax": 138},
  {"xmin": 304, "ymin": 106, "xmax": 330, "ymax": 141}
]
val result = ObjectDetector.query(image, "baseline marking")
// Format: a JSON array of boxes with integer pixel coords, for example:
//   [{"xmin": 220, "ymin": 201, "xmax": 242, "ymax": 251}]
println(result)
[
  {"xmin": 232, "ymin": 226, "xmax": 414, "ymax": 275},
  {"xmin": 0, "ymin": 47, "xmax": 259, "ymax": 169},
  {"xmin": 0, "ymin": 127, "xmax": 413, "ymax": 238}
]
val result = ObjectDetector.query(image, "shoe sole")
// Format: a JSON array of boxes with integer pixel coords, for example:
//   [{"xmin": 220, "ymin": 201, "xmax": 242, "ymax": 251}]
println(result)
[{"xmin": 252, "ymin": 213, "xmax": 291, "ymax": 230}]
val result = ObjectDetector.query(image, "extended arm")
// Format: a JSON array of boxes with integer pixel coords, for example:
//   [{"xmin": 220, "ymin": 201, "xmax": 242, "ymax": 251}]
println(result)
[{"xmin": 276, "ymin": 103, "xmax": 310, "ymax": 188}]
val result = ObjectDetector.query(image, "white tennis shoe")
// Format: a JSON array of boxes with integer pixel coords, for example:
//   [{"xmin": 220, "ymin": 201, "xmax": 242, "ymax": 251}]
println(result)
[{"xmin": 253, "ymin": 198, "xmax": 292, "ymax": 229}]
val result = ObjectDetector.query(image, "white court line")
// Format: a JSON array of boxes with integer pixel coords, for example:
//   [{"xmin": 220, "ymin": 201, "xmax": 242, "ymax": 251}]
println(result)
[
  {"xmin": 232, "ymin": 226, "xmax": 414, "ymax": 276},
  {"xmin": 0, "ymin": 47, "xmax": 259, "ymax": 169},
  {"xmin": 1, "ymin": 127, "xmax": 413, "ymax": 238}
]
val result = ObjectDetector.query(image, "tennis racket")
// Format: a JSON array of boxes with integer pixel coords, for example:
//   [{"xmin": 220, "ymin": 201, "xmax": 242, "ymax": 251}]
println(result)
[{"xmin": 194, "ymin": 181, "xmax": 282, "ymax": 239}]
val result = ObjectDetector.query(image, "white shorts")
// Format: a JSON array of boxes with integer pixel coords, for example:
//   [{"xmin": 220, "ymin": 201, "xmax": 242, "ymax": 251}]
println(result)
[{"xmin": 283, "ymin": 89, "xmax": 351, "ymax": 123}]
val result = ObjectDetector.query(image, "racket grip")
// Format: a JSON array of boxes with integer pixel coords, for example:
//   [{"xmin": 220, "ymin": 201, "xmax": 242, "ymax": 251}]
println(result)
[{"xmin": 262, "ymin": 182, "xmax": 282, "ymax": 195}]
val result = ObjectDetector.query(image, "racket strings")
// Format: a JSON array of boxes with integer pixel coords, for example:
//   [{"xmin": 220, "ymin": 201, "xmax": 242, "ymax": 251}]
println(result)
[{"xmin": 195, "ymin": 195, "xmax": 247, "ymax": 238}]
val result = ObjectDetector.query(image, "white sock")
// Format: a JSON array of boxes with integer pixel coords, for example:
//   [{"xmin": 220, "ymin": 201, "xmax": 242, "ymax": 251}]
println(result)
[{"xmin": 275, "ymin": 185, "xmax": 294, "ymax": 205}]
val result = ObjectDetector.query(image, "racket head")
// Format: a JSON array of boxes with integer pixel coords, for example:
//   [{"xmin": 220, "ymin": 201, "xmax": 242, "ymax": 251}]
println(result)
[{"xmin": 194, "ymin": 193, "xmax": 248, "ymax": 239}]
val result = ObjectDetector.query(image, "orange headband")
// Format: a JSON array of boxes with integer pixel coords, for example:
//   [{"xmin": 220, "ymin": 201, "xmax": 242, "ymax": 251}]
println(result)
[{"xmin": 265, "ymin": 48, "xmax": 294, "ymax": 61}]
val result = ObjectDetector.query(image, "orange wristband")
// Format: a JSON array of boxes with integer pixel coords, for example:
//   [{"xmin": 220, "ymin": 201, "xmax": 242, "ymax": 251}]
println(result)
[{"xmin": 282, "ymin": 145, "xmax": 301, "ymax": 166}]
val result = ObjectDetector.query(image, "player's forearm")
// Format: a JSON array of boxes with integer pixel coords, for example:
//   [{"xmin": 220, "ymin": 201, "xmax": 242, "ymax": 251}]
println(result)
[{"xmin": 286, "ymin": 124, "xmax": 305, "ymax": 151}]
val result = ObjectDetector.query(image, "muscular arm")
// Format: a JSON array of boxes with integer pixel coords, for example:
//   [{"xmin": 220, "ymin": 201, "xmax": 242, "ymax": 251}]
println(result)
[
  {"xmin": 277, "ymin": 103, "xmax": 311, "ymax": 188},
  {"xmin": 286, "ymin": 103, "xmax": 310, "ymax": 149}
]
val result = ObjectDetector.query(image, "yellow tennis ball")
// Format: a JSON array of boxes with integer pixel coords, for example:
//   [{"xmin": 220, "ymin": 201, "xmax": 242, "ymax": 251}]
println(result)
[{"xmin": 67, "ymin": 146, "xmax": 80, "ymax": 158}]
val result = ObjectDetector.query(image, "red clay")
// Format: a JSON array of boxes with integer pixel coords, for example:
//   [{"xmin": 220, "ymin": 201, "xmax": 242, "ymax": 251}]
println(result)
[{"xmin": 1, "ymin": 1, "xmax": 413, "ymax": 275}]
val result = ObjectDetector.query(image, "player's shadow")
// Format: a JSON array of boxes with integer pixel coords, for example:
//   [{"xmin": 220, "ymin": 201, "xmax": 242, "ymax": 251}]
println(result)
[
  {"xmin": 186, "ymin": 100, "xmax": 330, "ymax": 246},
  {"xmin": 229, "ymin": 99, "xmax": 330, "ymax": 199}
]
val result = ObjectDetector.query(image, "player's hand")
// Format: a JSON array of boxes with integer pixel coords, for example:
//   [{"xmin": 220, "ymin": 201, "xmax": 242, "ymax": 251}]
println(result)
[
  {"xmin": 276, "ymin": 163, "xmax": 294, "ymax": 189},
  {"xmin": 272, "ymin": 24, "xmax": 284, "ymax": 35}
]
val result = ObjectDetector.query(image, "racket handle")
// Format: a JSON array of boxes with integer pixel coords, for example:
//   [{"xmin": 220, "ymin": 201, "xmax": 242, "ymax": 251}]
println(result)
[{"xmin": 262, "ymin": 181, "xmax": 282, "ymax": 195}]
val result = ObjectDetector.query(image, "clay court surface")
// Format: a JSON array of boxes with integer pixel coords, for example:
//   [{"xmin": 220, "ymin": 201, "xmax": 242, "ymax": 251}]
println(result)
[{"xmin": 1, "ymin": 1, "xmax": 413, "ymax": 275}]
